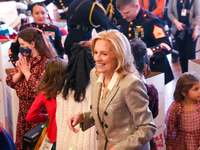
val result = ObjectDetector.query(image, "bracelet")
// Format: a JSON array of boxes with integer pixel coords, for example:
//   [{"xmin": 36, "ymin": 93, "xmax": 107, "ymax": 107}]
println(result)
[{"xmin": 80, "ymin": 112, "xmax": 85, "ymax": 123}]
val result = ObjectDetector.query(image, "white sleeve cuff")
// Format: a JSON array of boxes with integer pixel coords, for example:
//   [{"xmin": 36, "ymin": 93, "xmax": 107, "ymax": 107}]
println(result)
[{"xmin": 147, "ymin": 48, "xmax": 153, "ymax": 57}]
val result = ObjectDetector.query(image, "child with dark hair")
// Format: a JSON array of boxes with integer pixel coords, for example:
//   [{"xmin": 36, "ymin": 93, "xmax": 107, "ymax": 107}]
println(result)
[
  {"xmin": 26, "ymin": 57, "xmax": 67, "ymax": 150},
  {"xmin": 164, "ymin": 72, "xmax": 200, "ymax": 150},
  {"xmin": 130, "ymin": 38, "xmax": 159, "ymax": 150}
]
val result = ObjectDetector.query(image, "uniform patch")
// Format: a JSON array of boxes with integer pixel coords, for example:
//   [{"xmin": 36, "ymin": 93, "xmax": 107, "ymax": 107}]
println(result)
[
  {"xmin": 134, "ymin": 26, "xmax": 144, "ymax": 39},
  {"xmin": 153, "ymin": 25, "xmax": 166, "ymax": 39},
  {"xmin": 44, "ymin": 31, "xmax": 55, "ymax": 40}
]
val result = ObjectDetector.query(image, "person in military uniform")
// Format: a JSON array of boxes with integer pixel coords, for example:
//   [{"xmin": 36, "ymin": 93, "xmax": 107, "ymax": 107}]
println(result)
[
  {"xmin": 64, "ymin": 0, "xmax": 117, "ymax": 59},
  {"xmin": 9, "ymin": 2, "xmax": 65, "ymax": 67},
  {"xmin": 117, "ymin": 0, "xmax": 173, "ymax": 84},
  {"xmin": 27, "ymin": 0, "xmax": 73, "ymax": 19}
]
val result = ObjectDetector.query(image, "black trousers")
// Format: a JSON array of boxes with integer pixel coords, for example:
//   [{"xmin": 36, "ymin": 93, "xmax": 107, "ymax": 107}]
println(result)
[{"xmin": 175, "ymin": 30, "xmax": 197, "ymax": 73}]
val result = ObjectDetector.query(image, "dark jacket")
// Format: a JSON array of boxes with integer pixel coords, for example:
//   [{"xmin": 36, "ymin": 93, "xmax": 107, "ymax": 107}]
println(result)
[
  {"xmin": 120, "ymin": 7, "xmax": 174, "ymax": 84},
  {"xmin": 9, "ymin": 23, "xmax": 64, "ymax": 66},
  {"xmin": 64, "ymin": 0, "xmax": 117, "ymax": 59}
]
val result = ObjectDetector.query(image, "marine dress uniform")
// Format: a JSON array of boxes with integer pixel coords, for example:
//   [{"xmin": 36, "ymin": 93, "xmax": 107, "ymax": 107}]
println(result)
[
  {"xmin": 120, "ymin": 7, "xmax": 173, "ymax": 84},
  {"xmin": 64, "ymin": 0, "xmax": 117, "ymax": 59},
  {"xmin": 9, "ymin": 23, "xmax": 65, "ymax": 67}
]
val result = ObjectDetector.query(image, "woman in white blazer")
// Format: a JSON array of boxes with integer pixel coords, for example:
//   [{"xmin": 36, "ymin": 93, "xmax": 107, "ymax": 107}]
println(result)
[{"xmin": 67, "ymin": 29, "xmax": 157, "ymax": 150}]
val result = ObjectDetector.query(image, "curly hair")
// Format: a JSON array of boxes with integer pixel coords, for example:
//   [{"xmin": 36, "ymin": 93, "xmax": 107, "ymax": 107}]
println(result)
[{"xmin": 130, "ymin": 38, "xmax": 149, "ymax": 72}]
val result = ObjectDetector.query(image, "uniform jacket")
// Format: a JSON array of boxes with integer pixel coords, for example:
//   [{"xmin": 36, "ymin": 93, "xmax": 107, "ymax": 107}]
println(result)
[
  {"xmin": 167, "ymin": 0, "xmax": 200, "ymax": 35},
  {"xmin": 81, "ymin": 68, "xmax": 157, "ymax": 150},
  {"xmin": 139, "ymin": 0, "xmax": 166, "ymax": 18},
  {"xmin": 64, "ymin": 0, "xmax": 117, "ymax": 58},
  {"xmin": 120, "ymin": 7, "xmax": 173, "ymax": 84},
  {"xmin": 8, "ymin": 23, "xmax": 64, "ymax": 66},
  {"xmin": 100, "ymin": 0, "xmax": 122, "ymax": 25}
]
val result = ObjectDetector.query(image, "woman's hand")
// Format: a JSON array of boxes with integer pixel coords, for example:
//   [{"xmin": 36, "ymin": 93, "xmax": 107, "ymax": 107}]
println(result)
[
  {"xmin": 176, "ymin": 22, "xmax": 185, "ymax": 31},
  {"xmin": 192, "ymin": 25, "xmax": 199, "ymax": 41},
  {"xmin": 67, "ymin": 112, "xmax": 84, "ymax": 133},
  {"xmin": 0, "ymin": 120, "xmax": 3, "ymax": 128},
  {"xmin": 18, "ymin": 57, "xmax": 31, "ymax": 74},
  {"xmin": 12, "ymin": 61, "xmax": 23, "ymax": 83},
  {"xmin": 16, "ymin": 61, "xmax": 23, "ymax": 75},
  {"xmin": 173, "ymin": 19, "xmax": 185, "ymax": 31},
  {"xmin": 18, "ymin": 57, "xmax": 31, "ymax": 81}
]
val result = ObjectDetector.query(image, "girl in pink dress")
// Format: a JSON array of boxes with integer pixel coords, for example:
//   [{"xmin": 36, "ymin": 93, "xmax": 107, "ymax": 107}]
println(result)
[{"xmin": 164, "ymin": 72, "xmax": 200, "ymax": 150}]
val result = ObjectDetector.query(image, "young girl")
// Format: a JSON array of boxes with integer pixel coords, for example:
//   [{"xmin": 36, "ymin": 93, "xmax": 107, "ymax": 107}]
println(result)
[
  {"xmin": 26, "ymin": 57, "xmax": 67, "ymax": 150},
  {"xmin": 164, "ymin": 72, "xmax": 200, "ymax": 150},
  {"xmin": 6, "ymin": 27, "xmax": 55, "ymax": 150}
]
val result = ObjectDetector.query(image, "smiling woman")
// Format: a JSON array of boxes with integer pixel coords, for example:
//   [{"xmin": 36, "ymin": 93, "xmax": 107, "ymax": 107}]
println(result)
[
  {"xmin": 8, "ymin": 2, "xmax": 65, "ymax": 67},
  {"xmin": 93, "ymin": 39, "xmax": 118, "ymax": 87},
  {"xmin": 67, "ymin": 29, "xmax": 157, "ymax": 150}
]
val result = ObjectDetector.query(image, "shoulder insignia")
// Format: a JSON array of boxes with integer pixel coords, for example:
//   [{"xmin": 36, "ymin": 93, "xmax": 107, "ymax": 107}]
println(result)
[{"xmin": 153, "ymin": 25, "xmax": 166, "ymax": 39}]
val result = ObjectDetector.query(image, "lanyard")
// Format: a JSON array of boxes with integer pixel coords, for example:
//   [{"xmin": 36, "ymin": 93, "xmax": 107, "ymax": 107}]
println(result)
[{"xmin": 180, "ymin": 0, "xmax": 187, "ymax": 9}]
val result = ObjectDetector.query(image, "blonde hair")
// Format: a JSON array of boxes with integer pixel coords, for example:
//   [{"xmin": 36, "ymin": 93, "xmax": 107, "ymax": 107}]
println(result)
[{"xmin": 91, "ymin": 29, "xmax": 137, "ymax": 78}]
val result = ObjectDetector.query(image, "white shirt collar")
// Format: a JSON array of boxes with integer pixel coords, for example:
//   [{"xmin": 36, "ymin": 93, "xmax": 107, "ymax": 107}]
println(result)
[{"xmin": 97, "ymin": 72, "xmax": 119, "ymax": 91}]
